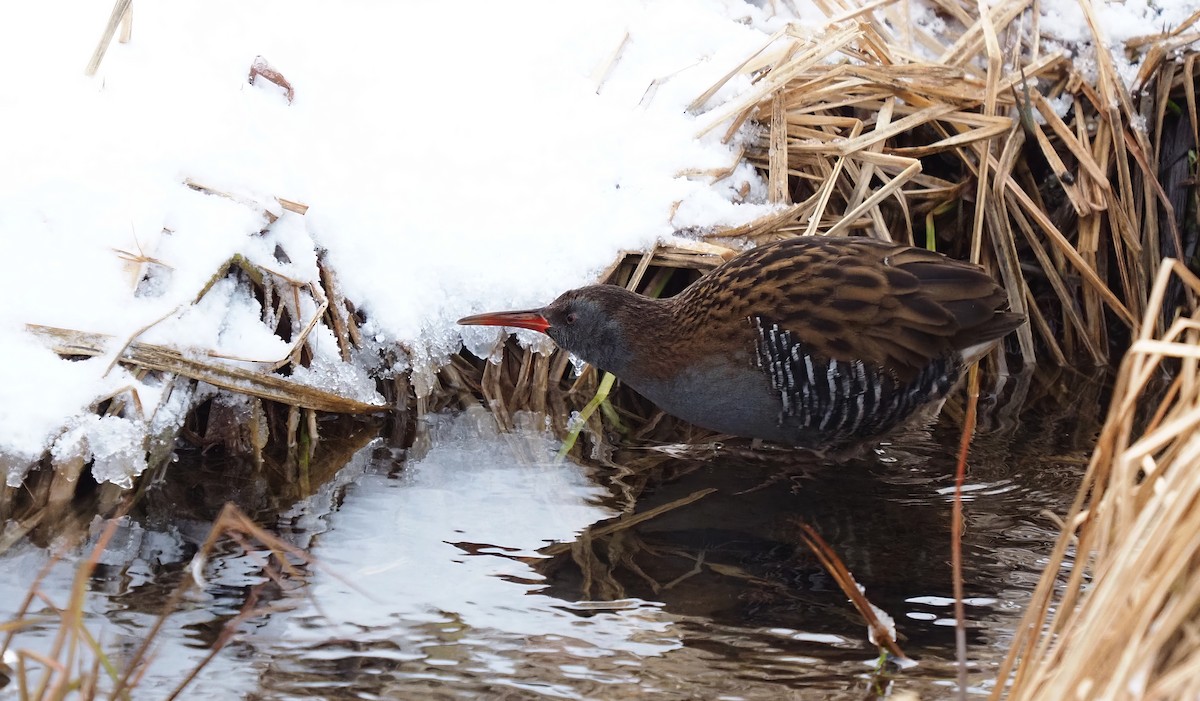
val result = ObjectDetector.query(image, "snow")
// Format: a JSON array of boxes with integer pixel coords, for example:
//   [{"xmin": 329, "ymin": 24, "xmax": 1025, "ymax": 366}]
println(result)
[
  {"xmin": 1, "ymin": 0, "xmax": 1198, "ymax": 486},
  {"xmin": 0, "ymin": 338, "xmax": 112, "ymax": 471},
  {"xmin": 1037, "ymin": 0, "xmax": 1200, "ymax": 88}
]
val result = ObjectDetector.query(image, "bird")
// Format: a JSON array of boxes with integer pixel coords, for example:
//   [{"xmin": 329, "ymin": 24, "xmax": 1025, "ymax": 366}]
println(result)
[{"xmin": 458, "ymin": 235, "xmax": 1024, "ymax": 453}]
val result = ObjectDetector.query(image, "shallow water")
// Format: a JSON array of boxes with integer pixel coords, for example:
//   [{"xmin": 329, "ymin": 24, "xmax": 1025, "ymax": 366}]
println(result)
[{"xmin": 0, "ymin": 380, "xmax": 1096, "ymax": 700}]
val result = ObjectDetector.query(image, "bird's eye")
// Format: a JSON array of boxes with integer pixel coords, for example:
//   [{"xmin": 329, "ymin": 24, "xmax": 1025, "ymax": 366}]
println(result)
[{"xmin": 565, "ymin": 311, "xmax": 579, "ymax": 325}]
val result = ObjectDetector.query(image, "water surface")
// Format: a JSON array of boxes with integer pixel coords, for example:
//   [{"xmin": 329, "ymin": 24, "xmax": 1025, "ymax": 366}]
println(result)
[{"xmin": 0, "ymin": 380, "xmax": 1095, "ymax": 699}]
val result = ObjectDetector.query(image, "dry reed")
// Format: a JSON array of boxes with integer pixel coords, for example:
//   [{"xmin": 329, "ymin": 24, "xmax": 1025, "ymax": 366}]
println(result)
[
  {"xmin": 997, "ymin": 260, "xmax": 1200, "ymax": 701},
  {"xmin": 695, "ymin": 2, "xmax": 1194, "ymax": 373}
]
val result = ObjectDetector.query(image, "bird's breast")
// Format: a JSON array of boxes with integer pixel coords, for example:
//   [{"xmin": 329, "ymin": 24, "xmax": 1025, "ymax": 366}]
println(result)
[{"xmin": 622, "ymin": 352, "xmax": 794, "ymax": 444}]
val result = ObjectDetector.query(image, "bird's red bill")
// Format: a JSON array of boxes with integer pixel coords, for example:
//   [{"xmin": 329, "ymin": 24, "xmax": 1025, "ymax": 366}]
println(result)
[{"xmin": 457, "ymin": 310, "xmax": 551, "ymax": 333}]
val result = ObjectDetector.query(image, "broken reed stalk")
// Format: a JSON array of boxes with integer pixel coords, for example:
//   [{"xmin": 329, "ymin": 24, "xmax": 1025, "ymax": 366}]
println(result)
[
  {"xmin": 998, "ymin": 259, "xmax": 1200, "ymax": 701},
  {"xmin": 27, "ymin": 325, "xmax": 382, "ymax": 414},
  {"xmin": 85, "ymin": 0, "xmax": 132, "ymax": 76},
  {"xmin": 797, "ymin": 522, "xmax": 909, "ymax": 663}
]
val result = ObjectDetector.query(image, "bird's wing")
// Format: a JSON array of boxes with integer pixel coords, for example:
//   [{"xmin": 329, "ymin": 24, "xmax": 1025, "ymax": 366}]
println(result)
[{"xmin": 678, "ymin": 237, "xmax": 1013, "ymax": 383}]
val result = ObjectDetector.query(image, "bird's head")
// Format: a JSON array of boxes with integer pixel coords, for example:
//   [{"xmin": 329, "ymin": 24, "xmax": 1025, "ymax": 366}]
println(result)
[{"xmin": 458, "ymin": 285, "xmax": 647, "ymax": 375}]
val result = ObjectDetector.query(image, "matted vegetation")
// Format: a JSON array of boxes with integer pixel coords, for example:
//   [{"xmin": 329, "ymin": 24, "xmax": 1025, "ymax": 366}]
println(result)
[{"xmin": 706, "ymin": 2, "xmax": 1198, "ymax": 367}]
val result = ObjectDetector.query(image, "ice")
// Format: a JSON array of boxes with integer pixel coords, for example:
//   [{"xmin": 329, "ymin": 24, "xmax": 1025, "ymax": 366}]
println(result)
[
  {"xmin": 905, "ymin": 594, "xmax": 998, "ymax": 607},
  {"xmin": 460, "ymin": 327, "xmax": 507, "ymax": 364},
  {"xmin": 866, "ymin": 602, "xmax": 898, "ymax": 647},
  {"xmin": 254, "ymin": 412, "xmax": 678, "ymax": 657},
  {"xmin": 568, "ymin": 353, "xmax": 590, "ymax": 378},
  {"xmin": 55, "ymin": 415, "xmax": 149, "ymax": 490},
  {"xmin": 90, "ymin": 515, "xmax": 147, "ymax": 567},
  {"xmin": 148, "ymin": 377, "xmax": 196, "ymax": 438},
  {"xmin": 290, "ymin": 352, "xmax": 383, "ymax": 406}
]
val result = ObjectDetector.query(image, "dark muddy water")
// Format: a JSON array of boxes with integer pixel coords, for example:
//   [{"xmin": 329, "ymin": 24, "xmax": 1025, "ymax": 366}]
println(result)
[{"xmin": 0, "ymin": 374, "xmax": 1099, "ymax": 700}]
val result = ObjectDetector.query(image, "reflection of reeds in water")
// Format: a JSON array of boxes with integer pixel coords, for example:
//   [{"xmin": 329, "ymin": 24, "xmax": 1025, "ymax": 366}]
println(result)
[{"xmin": 999, "ymin": 261, "xmax": 1200, "ymax": 701}]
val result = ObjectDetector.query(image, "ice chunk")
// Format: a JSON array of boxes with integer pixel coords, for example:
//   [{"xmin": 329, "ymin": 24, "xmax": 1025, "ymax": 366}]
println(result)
[
  {"xmin": 568, "ymin": 353, "xmax": 588, "ymax": 378},
  {"xmin": 53, "ymin": 415, "xmax": 149, "ymax": 490},
  {"xmin": 90, "ymin": 416, "xmax": 148, "ymax": 489},
  {"xmin": 290, "ymin": 354, "xmax": 384, "ymax": 406},
  {"xmin": 1, "ymin": 450, "xmax": 38, "ymax": 489}
]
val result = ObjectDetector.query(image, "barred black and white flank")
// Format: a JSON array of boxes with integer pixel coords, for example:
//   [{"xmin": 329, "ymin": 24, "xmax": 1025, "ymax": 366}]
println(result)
[{"xmin": 751, "ymin": 317, "xmax": 957, "ymax": 449}]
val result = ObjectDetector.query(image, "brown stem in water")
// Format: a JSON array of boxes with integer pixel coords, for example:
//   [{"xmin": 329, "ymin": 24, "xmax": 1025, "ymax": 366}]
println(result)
[{"xmin": 953, "ymin": 364, "xmax": 981, "ymax": 699}]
